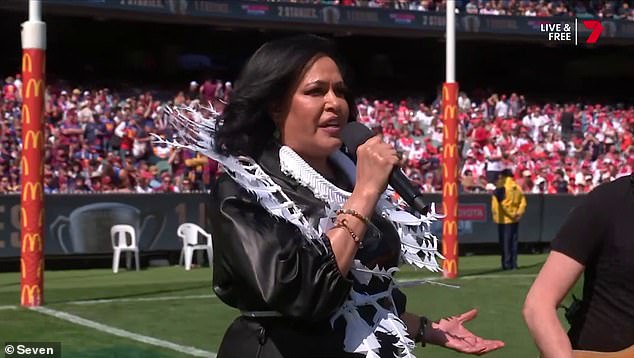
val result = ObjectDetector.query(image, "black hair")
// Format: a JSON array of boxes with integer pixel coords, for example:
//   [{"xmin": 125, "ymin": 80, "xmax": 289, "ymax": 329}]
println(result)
[{"xmin": 214, "ymin": 34, "xmax": 357, "ymax": 158}]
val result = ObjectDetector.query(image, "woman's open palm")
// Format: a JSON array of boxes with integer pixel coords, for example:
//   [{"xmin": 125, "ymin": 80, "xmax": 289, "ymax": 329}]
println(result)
[{"xmin": 429, "ymin": 309, "xmax": 505, "ymax": 355}]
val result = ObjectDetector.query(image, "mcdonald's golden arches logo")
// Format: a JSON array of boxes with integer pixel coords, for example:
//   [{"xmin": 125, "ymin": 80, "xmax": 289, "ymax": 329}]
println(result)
[
  {"xmin": 21, "ymin": 258, "xmax": 26, "ymax": 279},
  {"xmin": 23, "ymin": 182, "xmax": 43, "ymax": 201},
  {"xmin": 442, "ymin": 85, "xmax": 455, "ymax": 101},
  {"xmin": 442, "ymin": 85, "xmax": 458, "ymax": 102},
  {"xmin": 22, "ymin": 104, "xmax": 31, "ymax": 124},
  {"xmin": 443, "ymin": 105, "xmax": 457, "ymax": 120},
  {"xmin": 443, "ymin": 258, "xmax": 457, "ymax": 274},
  {"xmin": 22, "ymin": 53, "xmax": 33, "ymax": 73},
  {"xmin": 443, "ymin": 182, "xmax": 458, "ymax": 197},
  {"xmin": 24, "ymin": 130, "xmax": 43, "ymax": 150},
  {"xmin": 21, "ymin": 284, "xmax": 41, "ymax": 306},
  {"xmin": 22, "ymin": 233, "xmax": 43, "ymax": 252},
  {"xmin": 443, "ymin": 220, "xmax": 458, "ymax": 236},
  {"xmin": 444, "ymin": 143, "xmax": 457, "ymax": 159},
  {"xmin": 25, "ymin": 79, "xmax": 44, "ymax": 99}
]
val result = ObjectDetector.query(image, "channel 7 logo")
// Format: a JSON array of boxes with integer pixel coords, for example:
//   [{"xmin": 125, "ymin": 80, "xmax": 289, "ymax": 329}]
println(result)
[
  {"xmin": 582, "ymin": 20, "xmax": 603, "ymax": 44},
  {"xmin": 541, "ymin": 19, "xmax": 603, "ymax": 45}
]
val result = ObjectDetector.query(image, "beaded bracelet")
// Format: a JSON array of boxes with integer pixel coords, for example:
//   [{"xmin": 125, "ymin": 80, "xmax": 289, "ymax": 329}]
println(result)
[
  {"xmin": 334, "ymin": 218, "xmax": 363, "ymax": 248},
  {"xmin": 335, "ymin": 208, "xmax": 371, "ymax": 225}
]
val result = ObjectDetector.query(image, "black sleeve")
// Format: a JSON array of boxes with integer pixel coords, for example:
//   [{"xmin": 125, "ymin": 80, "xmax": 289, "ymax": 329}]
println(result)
[
  {"xmin": 550, "ymin": 187, "xmax": 608, "ymax": 265},
  {"xmin": 212, "ymin": 176, "xmax": 352, "ymax": 322}
]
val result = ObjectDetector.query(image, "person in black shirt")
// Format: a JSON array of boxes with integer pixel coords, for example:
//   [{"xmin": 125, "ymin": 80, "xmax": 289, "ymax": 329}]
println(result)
[
  {"xmin": 552, "ymin": 170, "xmax": 569, "ymax": 194},
  {"xmin": 523, "ymin": 175, "xmax": 634, "ymax": 357}
]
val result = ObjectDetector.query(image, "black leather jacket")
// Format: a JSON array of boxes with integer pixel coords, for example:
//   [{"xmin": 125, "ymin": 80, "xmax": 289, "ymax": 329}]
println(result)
[{"xmin": 210, "ymin": 145, "xmax": 407, "ymax": 356}]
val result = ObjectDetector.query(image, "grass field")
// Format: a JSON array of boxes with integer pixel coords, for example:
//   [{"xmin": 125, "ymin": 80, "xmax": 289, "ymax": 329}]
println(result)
[{"xmin": 0, "ymin": 254, "xmax": 581, "ymax": 358}]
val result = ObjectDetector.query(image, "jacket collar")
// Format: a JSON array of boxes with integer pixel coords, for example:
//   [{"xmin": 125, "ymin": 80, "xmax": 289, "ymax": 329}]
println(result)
[
  {"xmin": 256, "ymin": 141, "xmax": 354, "ymax": 192},
  {"xmin": 256, "ymin": 142, "xmax": 302, "ymax": 190}
]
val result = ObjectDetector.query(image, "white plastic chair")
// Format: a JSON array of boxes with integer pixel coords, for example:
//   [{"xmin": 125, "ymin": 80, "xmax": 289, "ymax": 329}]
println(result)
[
  {"xmin": 111, "ymin": 224, "xmax": 140, "ymax": 273},
  {"xmin": 177, "ymin": 223, "xmax": 213, "ymax": 270}
]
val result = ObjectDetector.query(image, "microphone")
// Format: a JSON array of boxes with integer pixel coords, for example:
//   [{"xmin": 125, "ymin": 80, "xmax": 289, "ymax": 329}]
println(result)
[{"xmin": 340, "ymin": 122, "xmax": 430, "ymax": 216}]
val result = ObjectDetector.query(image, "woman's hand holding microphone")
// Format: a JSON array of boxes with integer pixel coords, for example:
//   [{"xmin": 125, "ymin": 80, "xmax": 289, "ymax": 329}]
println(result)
[{"xmin": 327, "ymin": 135, "xmax": 400, "ymax": 274}]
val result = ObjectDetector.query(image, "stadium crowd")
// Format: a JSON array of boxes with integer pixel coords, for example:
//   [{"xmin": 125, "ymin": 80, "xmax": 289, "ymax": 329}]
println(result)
[
  {"xmin": 1, "ymin": 76, "xmax": 232, "ymax": 194},
  {"xmin": 358, "ymin": 93, "xmax": 633, "ymax": 194},
  {"xmin": 1, "ymin": 74, "xmax": 632, "ymax": 194},
  {"xmin": 266, "ymin": 0, "xmax": 634, "ymax": 20}
]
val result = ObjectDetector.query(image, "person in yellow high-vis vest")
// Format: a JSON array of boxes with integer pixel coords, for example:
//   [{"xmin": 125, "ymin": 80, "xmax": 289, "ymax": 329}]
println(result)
[{"xmin": 491, "ymin": 169, "xmax": 527, "ymax": 270}]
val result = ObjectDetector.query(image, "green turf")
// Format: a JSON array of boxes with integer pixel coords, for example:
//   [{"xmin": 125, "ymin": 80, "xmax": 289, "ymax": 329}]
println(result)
[
  {"xmin": 0, "ymin": 255, "xmax": 582, "ymax": 358},
  {"xmin": 0, "ymin": 309, "xmax": 177, "ymax": 357}
]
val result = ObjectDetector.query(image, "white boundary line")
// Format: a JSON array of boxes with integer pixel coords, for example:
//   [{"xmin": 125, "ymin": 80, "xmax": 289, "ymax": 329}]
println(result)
[
  {"xmin": 460, "ymin": 273, "xmax": 537, "ymax": 280},
  {"xmin": 67, "ymin": 294, "xmax": 216, "ymax": 305},
  {"xmin": 63, "ymin": 273, "xmax": 537, "ymax": 305},
  {"xmin": 5, "ymin": 273, "xmax": 537, "ymax": 308},
  {"xmin": 30, "ymin": 306, "xmax": 216, "ymax": 358},
  {"xmin": 398, "ymin": 272, "xmax": 537, "ymax": 283}
]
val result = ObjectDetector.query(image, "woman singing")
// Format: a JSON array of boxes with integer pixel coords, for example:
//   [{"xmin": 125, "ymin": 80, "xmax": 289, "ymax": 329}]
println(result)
[{"xmin": 162, "ymin": 34, "xmax": 504, "ymax": 358}]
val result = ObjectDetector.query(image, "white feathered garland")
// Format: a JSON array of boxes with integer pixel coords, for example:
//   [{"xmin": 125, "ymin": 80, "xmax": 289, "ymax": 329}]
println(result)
[{"xmin": 151, "ymin": 105, "xmax": 326, "ymax": 251}]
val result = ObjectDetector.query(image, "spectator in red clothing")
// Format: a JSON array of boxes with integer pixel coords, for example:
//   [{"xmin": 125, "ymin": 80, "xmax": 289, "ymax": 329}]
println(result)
[
  {"xmin": 156, "ymin": 172, "xmax": 177, "ymax": 193},
  {"xmin": 397, "ymin": 100, "xmax": 410, "ymax": 127},
  {"xmin": 471, "ymin": 120, "xmax": 489, "ymax": 146},
  {"xmin": 407, "ymin": 140, "xmax": 425, "ymax": 168},
  {"xmin": 382, "ymin": 121, "xmax": 398, "ymax": 144},
  {"xmin": 396, "ymin": 129, "xmax": 413, "ymax": 153},
  {"xmin": 59, "ymin": 110, "xmax": 84, "ymax": 145},
  {"xmin": 483, "ymin": 138, "xmax": 503, "ymax": 182},
  {"xmin": 463, "ymin": 152, "xmax": 485, "ymax": 180},
  {"xmin": 2, "ymin": 76, "xmax": 18, "ymax": 102}
]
